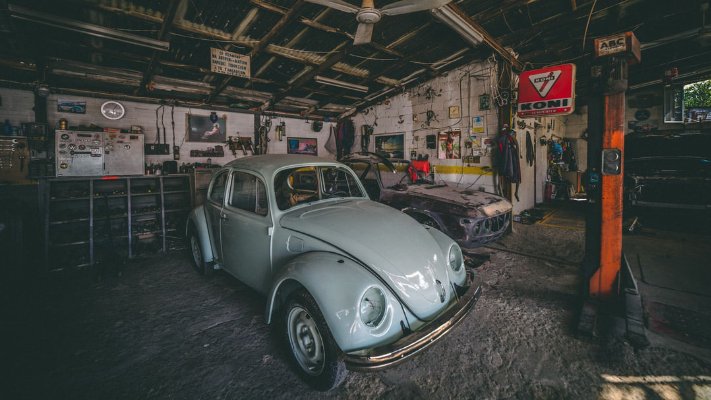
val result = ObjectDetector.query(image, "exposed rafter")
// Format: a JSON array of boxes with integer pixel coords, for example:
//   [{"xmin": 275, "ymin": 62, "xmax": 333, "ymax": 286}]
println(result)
[
  {"xmin": 135, "ymin": 0, "xmax": 186, "ymax": 95},
  {"xmin": 207, "ymin": 0, "xmax": 306, "ymax": 103}
]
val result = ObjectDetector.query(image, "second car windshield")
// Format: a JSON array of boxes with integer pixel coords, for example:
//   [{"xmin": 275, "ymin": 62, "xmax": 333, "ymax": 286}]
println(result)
[{"xmin": 274, "ymin": 166, "xmax": 365, "ymax": 210}]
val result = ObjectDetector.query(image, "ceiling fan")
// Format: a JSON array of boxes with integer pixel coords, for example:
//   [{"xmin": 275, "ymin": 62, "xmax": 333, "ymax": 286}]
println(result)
[{"xmin": 305, "ymin": 0, "xmax": 452, "ymax": 45}]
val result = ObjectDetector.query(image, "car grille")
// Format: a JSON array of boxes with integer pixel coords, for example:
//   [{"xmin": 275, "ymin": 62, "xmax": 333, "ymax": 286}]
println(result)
[
  {"xmin": 456, "ymin": 212, "xmax": 511, "ymax": 248},
  {"xmin": 472, "ymin": 212, "xmax": 510, "ymax": 236}
]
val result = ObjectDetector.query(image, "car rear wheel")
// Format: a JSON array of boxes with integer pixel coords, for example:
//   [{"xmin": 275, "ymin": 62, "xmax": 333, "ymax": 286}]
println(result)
[
  {"xmin": 283, "ymin": 290, "xmax": 347, "ymax": 391},
  {"xmin": 187, "ymin": 224, "xmax": 212, "ymax": 276}
]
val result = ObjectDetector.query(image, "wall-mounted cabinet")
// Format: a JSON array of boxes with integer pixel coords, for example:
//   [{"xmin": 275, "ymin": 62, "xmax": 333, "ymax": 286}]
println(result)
[{"xmin": 42, "ymin": 175, "xmax": 192, "ymax": 272}]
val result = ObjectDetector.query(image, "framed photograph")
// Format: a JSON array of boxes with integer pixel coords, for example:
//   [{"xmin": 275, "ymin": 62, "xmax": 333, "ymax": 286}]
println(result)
[
  {"xmin": 438, "ymin": 130, "xmax": 461, "ymax": 159},
  {"xmin": 57, "ymin": 99, "xmax": 86, "ymax": 114},
  {"xmin": 287, "ymin": 137, "xmax": 318, "ymax": 156},
  {"xmin": 448, "ymin": 105, "xmax": 460, "ymax": 119},
  {"xmin": 187, "ymin": 114, "xmax": 227, "ymax": 143},
  {"xmin": 479, "ymin": 94, "xmax": 490, "ymax": 110},
  {"xmin": 374, "ymin": 134, "xmax": 404, "ymax": 159}
]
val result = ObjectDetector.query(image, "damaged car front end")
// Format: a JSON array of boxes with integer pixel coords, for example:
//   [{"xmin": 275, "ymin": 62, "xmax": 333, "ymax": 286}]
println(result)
[{"xmin": 343, "ymin": 154, "xmax": 512, "ymax": 249}]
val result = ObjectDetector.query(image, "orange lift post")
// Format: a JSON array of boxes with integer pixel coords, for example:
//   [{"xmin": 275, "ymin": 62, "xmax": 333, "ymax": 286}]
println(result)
[{"xmin": 580, "ymin": 32, "xmax": 642, "ymax": 333}]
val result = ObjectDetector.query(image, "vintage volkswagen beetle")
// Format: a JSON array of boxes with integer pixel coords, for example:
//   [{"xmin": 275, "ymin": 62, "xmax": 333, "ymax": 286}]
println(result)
[
  {"xmin": 342, "ymin": 153, "xmax": 512, "ymax": 248},
  {"xmin": 186, "ymin": 155, "xmax": 480, "ymax": 390}
]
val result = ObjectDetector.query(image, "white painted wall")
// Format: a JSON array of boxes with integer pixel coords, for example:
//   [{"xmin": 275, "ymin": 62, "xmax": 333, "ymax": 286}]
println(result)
[
  {"xmin": 0, "ymin": 88, "xmax": 35, "ymax": 127},
  {"xmin": 352, "ymin": 61, "xmax": 501, "ymax": 194},
  {"xmin": 0, "ymin": 87, "xmax": 337, "ymax": 166}
]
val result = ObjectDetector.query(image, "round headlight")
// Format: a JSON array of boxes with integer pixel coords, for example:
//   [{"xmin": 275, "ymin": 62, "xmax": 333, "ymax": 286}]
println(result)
[
  {"xmin": 448, "ymin": 243, "xmax": 463, "ymax": 272},
  {"xmin": 360, "ymin": 287, "xmax": 386, "ymax": 327}
]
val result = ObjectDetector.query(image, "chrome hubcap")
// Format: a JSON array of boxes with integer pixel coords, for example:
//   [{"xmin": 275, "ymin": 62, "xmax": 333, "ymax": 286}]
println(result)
[{"xmin": 287, "ymin": 306, "xmax": 325, "ymax": 376}]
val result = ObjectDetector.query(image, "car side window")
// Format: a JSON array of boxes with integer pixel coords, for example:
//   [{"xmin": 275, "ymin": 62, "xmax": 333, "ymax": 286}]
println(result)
[
  {"xmin": 209, "ymin": 171, "xmax": 229, "ymax": 204},
  {"xmin": 229, "ymin": 171, "xmax": 269, "ymax": 217}
]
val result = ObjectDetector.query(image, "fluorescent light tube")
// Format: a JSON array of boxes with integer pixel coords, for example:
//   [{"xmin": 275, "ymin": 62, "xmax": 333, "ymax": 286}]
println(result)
[
  {"xmin": 431, "ymin": 5, "xmax": 484, "ymax": 47},
  {"xmin": 314, "ymin": 76, "xmax": 369, "ymax": 93}
]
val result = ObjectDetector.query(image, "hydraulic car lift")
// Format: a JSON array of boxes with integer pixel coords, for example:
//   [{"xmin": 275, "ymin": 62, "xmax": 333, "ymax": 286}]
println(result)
[{"xmin": 580, "ymin": 32, "xmax": 647, "ymax": 344}]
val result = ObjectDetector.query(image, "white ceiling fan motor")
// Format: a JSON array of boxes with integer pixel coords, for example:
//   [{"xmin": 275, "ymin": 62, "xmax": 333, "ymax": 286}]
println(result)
[{"xmin": 357, "ymin": 9, "xmax": 381, "ymax": 24}]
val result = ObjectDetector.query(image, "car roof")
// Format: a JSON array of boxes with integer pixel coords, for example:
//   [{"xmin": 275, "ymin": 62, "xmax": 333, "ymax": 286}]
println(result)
[{"xmin": 225, "ymin": 154, "xmax": 343, "ymax": 177}]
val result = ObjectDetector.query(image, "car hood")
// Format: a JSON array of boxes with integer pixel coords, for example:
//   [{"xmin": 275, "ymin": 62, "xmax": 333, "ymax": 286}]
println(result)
[
  {"xmin": 280, "ymin": 199, "xmax": 453, "ymax": 320},
  {"xmin": 404, "ymin": 184, "xmax": 512, "ymax": 217}
]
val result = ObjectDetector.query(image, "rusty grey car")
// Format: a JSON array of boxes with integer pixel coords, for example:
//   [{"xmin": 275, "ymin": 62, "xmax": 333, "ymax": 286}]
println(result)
[
  {"xmin": 186, "ymin": 155, "xmax": 480, "ymax": 390},
  {"xmin": 342, "ymin": 154, "xmax": 512, "ymax": 248}
]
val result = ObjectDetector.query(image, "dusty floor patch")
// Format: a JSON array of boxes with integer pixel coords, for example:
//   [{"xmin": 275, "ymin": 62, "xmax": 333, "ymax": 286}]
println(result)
[{"xmin": 4, "ymin": 240, "xmax": 710, "ymax": 400}]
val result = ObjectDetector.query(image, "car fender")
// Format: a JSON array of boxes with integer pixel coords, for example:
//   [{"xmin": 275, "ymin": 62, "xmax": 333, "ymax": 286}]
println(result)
[
  {"xmin": 423, "ymin": 225, "xmax": 467, "ymax": 288},
  {"xmin": 401, "ymin": 207, "xmax": 445, "ymax": 230},
  {"xmin": 266, "ymin": 251, "xmax": 408, "ymax": 353},
  {"xmin": 186, "ymin": 205, "xmax": 214, "ymax": 263}
]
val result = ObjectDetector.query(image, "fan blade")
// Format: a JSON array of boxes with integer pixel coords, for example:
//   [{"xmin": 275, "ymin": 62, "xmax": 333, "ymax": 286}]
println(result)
[
  {"xmin": 353, "ymin": 22, "xmax": 374, "ymax": 45},
  {"xmin": 381, "ymin": 0, "xmax": 452, "ymax": 15},
  {"xmin": 304, "ymin": 0, "xmax": 359, "ymax": 13}
]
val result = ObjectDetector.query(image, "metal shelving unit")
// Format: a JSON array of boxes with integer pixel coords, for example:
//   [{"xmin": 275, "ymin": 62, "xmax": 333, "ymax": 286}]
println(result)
[{"xmin": 42, "ymin": 175, "xmax": 192, "ymax": 272}]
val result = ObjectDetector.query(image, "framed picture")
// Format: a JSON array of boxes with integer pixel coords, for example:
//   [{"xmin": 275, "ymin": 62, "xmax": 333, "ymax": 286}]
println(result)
[
  {"xmin": 479, "ymin": 94, "xmax": 490, "ymax": 110},
  {"xmin": 374, "ymin": 134, "xmax": 404, "ymax": 159},
  {"xmin": 472, "ymin": 115, "xmax": 486, "ymax": 134},
  {"xmin": 438, "ymin": 130, "xmax": 461, "ymax": 159},
  {"xmin": 287, "ymin": 137, "xmax": 318, "ymax": 156},
  {"xmin": 448, "ymin": 105, "xmax": 460, "ymax": 119},
  {"xmin": 187, "ymin": 114, "xmax": 226, "ymax": 143},
  {"xmin": 57, "ymin": 99, "xmax": 86, "ymax": 114}
]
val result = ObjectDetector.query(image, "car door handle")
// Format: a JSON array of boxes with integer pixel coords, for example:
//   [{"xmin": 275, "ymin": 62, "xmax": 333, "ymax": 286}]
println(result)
[{"xmin": 219, "ymin": 213, "xmax": 228, "ymax": 221}]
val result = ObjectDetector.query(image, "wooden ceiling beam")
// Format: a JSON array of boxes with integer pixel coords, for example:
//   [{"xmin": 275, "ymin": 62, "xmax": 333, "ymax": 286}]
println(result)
[
  {"xmin": 207, "ymin": 0, "xmax": 306, "ymax": 102},
  {"xmin": 445, "ymin": 4, "xmax": 523, "ymax": 71},
  {"xmin": 135, "ymin": 0, "xmax": 186, "ymax": 95},
  {"xmin": 267, "ymin": 43, "xmax": 354, "ymax": 111}
]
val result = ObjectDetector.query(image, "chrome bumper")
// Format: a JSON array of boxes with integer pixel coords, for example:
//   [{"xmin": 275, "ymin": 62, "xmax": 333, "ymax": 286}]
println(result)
[{"xmin": 343, "ymin": 272, "xmax": 482, "ymax": 371}]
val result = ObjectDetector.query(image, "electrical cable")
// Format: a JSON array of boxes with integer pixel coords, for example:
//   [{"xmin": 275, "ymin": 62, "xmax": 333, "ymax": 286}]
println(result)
[{"xmin": 582, "ymin": 0, "xmax": 598, "ymax": 53}]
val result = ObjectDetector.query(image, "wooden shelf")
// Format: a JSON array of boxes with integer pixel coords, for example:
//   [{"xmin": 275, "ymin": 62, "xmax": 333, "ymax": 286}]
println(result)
[
  {"xmin": 50, "ymin": 217, "xmax": 90, "ymax": 225},
  {"xmin": 51, "ymin": 240, "xmax": 90, "ymax": 247}
]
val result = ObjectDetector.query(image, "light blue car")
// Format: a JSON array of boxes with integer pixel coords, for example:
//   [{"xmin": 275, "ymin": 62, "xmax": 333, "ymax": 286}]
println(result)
[{"xmin": 186, "ymin": 155, "xmax": 481, "ymax": 390}]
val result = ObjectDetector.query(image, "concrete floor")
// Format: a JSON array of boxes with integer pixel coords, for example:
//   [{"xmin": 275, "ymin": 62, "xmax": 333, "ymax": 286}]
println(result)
[
  {"xmin": 4, "ymin": 216, "xmax": 710, "ymax": 399},
  {"xmin": 624, "ymin": 211, "xmax": 711, "ymax": 361}
]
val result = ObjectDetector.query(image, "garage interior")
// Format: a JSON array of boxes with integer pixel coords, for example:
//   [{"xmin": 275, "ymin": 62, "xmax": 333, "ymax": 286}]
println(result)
[{"xmin": 1, "ymin": 0, "xmax": 711, "ymax": 398}]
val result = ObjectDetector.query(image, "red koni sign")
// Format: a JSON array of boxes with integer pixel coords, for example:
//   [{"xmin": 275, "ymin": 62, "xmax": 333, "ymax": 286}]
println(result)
[{"xmin": 517, "ymin": 63, "xmax": 576, "ymax": 117}]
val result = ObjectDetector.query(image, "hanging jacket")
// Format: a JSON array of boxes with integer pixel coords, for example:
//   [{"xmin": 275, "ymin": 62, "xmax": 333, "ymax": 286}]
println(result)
[{"xmin": 525, "ymin": 131, "xmax": 535, "ymax": 166}]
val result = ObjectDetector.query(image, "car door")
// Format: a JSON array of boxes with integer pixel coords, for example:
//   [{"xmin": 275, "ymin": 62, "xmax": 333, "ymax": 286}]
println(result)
[
  {"xmin": 220, "ymin": 170, "xmax": 273, "ymax": 293},
  {"xmin": 205, "ymin": 170, "xmax": 229, "ymax": 262}
]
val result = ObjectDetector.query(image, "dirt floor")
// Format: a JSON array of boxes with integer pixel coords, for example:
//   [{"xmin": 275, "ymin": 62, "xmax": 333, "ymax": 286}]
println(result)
[{"xmin": 4, "ymin": 223, "xmax": 711, "ymax": 400}]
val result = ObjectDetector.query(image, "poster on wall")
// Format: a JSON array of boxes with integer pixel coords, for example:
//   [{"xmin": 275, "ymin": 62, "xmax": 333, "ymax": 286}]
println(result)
[
  {"xmin": 438, "ymin": 131, "xmax": 461, "ymax": 159},
  {"xmin": 187, "ymin": 114, "xmax": 226, "ymax": 143},
  {"xmin": 374, "ymin": 134, "xmax": 404, "ymax": 158},
  {"xmin": 57, "ymin": 99, "xmax": 86, "ymax": 114},
  {"xmin": 472, "ymin": 115, "xmax": 486, "ymax": 134},
  {"xmin": 287, "ymin": 137, "xmax": 318, "ymax": 156}
]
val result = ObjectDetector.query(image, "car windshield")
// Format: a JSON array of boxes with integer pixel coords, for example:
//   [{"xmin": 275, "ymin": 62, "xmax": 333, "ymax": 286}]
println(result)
[
  {"xmin": 378, "ymin": 161, "xmax": 411, "ymax": 187},
  {"xmin": 274, "ymin": 165, "xmax": 365, "ymax": 210}
]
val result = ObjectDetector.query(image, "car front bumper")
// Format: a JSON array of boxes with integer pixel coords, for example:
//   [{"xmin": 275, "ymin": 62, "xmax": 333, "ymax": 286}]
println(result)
[{"xmin": 343, "ymin": 271, "xmax": 481, "ymax": 371}]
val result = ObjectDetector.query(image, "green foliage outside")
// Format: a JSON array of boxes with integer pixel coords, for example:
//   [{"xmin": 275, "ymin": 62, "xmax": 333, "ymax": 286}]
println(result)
[{"xmin": 684, "ymin": 79, "xmax": 711, "ymax": 108}]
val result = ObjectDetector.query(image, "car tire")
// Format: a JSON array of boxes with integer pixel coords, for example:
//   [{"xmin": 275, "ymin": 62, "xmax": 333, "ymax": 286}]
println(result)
[
  {"xmin": 187, "ymin": 224, "xmax": 213, "ymax": 276},
  {"xmin": 283, "ymin": 290, "xmax": 347, "ymax": 391}
]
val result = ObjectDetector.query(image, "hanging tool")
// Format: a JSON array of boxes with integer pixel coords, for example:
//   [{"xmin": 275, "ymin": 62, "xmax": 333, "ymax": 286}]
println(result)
[{"xmin": 171, "ymin": 105, "xmax": 179, "ymax": 160}]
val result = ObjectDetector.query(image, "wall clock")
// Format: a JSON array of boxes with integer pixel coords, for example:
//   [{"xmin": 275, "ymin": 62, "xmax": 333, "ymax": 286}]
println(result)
[{"xmin": 101, "ymin": 101, "xmax": 125, "ymax": 120}]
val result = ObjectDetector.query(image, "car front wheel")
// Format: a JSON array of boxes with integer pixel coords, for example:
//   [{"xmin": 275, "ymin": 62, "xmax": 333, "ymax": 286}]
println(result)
[
  {"xmin": 187, "ymin": 224, "xmax": 212, "ymax": 276},
  {"xmin": 283, "ymin": 290, "xmax": 347, "ymax": 391}
]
